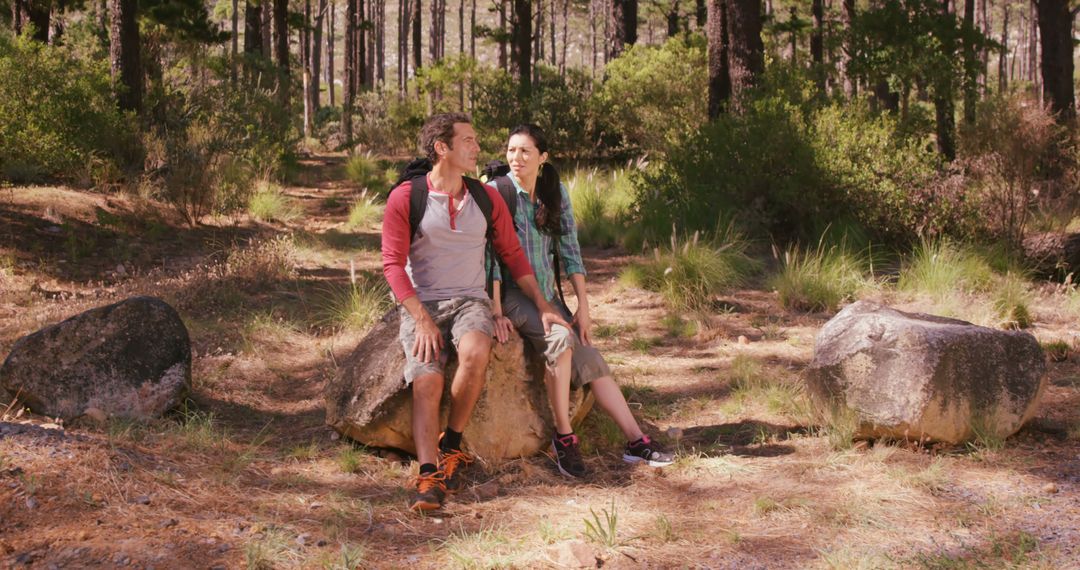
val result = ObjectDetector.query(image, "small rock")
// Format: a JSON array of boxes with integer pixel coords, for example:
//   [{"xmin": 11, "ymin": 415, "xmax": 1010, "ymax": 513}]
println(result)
[
  {"xmin": 666, "ymin": 427, "xmax": 683, "ymax": 440},
  {"xmin": 737, "ymin": 335, "xmax": 749, "ymax": 345},
  {"xmin": 25, "ymin": 497, "xmax": 39, "ymax": 510},
  {"xmin": 1043, "ymin": 482, "xmax": 1059, "ymax": 494},
  {"xmin": 133, "ymin": 495, "xmax": 151, "ymax": 505},
  {"xmin": 471, "ymin": 481, "xmax": 500, "ymax": 501},
  {"xmin": 308, "ymin": 502, "xmax": 323, "ymax": 510},
  {"xmin": 295, "ymin": 533, "xmax": 310, "ymax": 547},
  {"xmin": 82, "ymin": 407, "xmax": 107, "ymax": 423},
  {"xmin": 115, "ymin": 264, "xmax": 126, "ymax": 276},
  {"xmin": 159, "ymin": 519, "xmax": 178, "ymax": 529},
  {"xmin": 547, "ymin": 540, "xmax": 595, "ymax": 568},
  {"xmin": 316, "ymin": 539, "xmax": 327, "ymax": 547},
  {"xmin": 329, "ymin": 432, "xmax": 341, "ymax": 441}
]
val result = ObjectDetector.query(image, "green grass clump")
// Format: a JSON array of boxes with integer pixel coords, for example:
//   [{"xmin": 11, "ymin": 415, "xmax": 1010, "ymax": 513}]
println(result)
[
  {"xmin": 1042, "ymin": 339, "xmax": 1070, "ymax": 362},
  {"xmin": 992, "ymin": 272, "xmax": 1033, "ymax": 329},
  {"xmin": 245, "ymin": 527, "xmax": 296, "ymax": 570},
  {"xmin": 344, "ymin": 190, "xmax": 383, "ymax": 230},
  {"xmin": 619, "ymin": 229, "xmax": 759, "ymax": 312},
  {"xmin": 898, "ymin": 240, "xmax": 995, "ymax": 299},
  {"xmin": 661, "ymin": 314, "xmax": 698, "ymax": 338},
  {"xmin": 565, "ymin": 168, "xmax": 635, "ymax": 248},
  {"xmin": 726, "ymin": 355, "xmax": 813, "ymax": 423},
  {"xmin": 344, "ymin": 152, "xmax": 387, "ymax": 191},
  {"xmin": 248, "ymin": 181, "xmax": 302, "ymax": 222},
  {"xmin": 582, "ymin": 499, "xmax": 621, "ymax": 548},
  {"xmin": 317, "ymin": 276, "xmax": 393, "ymax": 330},
  {"xmin": 770, "ymin": 242, "xmax": 874, "ymax": 313},
  {"xmin": 336, "ymin": 446, "xmax": 364, "ymax": 474}
]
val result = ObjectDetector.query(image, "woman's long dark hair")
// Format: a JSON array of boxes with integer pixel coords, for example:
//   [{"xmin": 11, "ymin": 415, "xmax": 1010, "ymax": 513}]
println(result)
[{"xmin": 509, "ymin": 124, "xmax": 562, "ymax": 235}]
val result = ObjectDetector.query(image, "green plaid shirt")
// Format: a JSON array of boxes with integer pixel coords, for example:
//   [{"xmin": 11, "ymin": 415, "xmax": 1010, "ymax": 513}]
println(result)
[{"xmin": 489, "ymin": 174, "xmax": 586, "ymax": 303}]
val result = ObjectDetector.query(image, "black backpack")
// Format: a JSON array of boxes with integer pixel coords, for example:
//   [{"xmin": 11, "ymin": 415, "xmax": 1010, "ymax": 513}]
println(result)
[
  {"xmin": 480, "ymin": 161, "xmax": 566, "ymax": 306},
  {"xmin": 390, "ymin": 158, "xmax": 501, "ymax": 295}
]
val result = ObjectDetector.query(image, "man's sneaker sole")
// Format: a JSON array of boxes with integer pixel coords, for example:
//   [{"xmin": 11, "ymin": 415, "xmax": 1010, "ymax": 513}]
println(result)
[
  {"xmin": 622, "ymin": 453, "xmax": 674, "ymax": 467},
  {"xmin": 409, "ymin": 498, "xmax": 442, "ymax": 511}
]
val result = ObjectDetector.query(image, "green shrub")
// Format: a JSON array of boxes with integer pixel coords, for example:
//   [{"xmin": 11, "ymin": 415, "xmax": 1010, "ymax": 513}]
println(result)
[
  {"xmin": 344, "ymin": 153, "xmax": 388, "ymax": 191},
  {"xmin": 619, "ymin": 229, "xmax": 759, "ymax": 312},
  {"xmin": 248, "ymin": 181, "xmax": 302, "ymax": 222},
  {"xmin": 898, "ymin": 240, "xmax": 995, "ymax": 299},
  {"xmin": 566, "ymin": 167, "xmax": 635, "ymax": 248},
  {"xmin": 344, "ymin": 191, "xmax": 384, "ymax": 230},
  {"xmin": 592, "ymin": 35, "xmax": 707, "ymax": 156},
  {"xmin": 0, "ymin": 34, "xmax": 138, "ymax": 183},
  {"xmin": 770, "ymin": 242, "xmax": 874, "ymax": 313},
  {"xmin": 992, "ymin": 272, "xmax": 1033, "ymax": 329}
]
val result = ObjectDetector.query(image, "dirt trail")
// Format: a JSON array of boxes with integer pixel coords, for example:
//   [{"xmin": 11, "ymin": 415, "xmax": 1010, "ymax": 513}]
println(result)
[{"xmin": 1, "ymin": 156, "xmax": 1079, "ymax": 568}]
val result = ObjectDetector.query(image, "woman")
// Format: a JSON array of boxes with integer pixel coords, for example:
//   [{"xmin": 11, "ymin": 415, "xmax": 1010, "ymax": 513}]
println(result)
[{"xmin": 490, "ymin": 124, "xmax": 673, "ymax": 478}]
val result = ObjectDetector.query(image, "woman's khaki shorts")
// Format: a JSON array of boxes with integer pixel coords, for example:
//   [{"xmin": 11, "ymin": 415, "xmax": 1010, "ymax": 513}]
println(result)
[{"xmin": 500, "ymin": 288, "xmax": 611, "ymax": 388}]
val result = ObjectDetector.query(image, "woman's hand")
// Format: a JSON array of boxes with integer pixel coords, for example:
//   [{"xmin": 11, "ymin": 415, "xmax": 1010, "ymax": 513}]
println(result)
[
  {"xmin": 493, "ymin": 314, "xmax": 514, "ymax": 344},
  {"xmin": 574, "ymin": 305, "xmax": 593, "ymax": 346}
]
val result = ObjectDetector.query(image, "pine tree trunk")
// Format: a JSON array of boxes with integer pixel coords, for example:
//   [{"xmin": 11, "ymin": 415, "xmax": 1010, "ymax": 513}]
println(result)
[
  {"xmin": 842, "ymin": 0, "xmax": 855, "ymax": 97},
  {"xmin": 231, "ymin": 0, "xmax": 239, "ymax": 84},
  {"xmin": 609, "ymin": 0, "xmax": 637, "ymax": 58},
  {"xmin": 962, "ymin": 0, "xmax": 976, "ymax": 125},
  {"xmin": 696, "ymin": 0, "xmax": 706, "ymax": 28},
  {"xmin": 109, "ymin": 0, "xmax": 141, "ymax": 112},
  {"xmin": 313, "ymin": 0, "xmax": 326, "ymax": 109},
  {"xmin": 667, "ymin": 0, "xmax": 680, "ymax": 37},
  {"xmin": 549, "ymin": 0, "xmax": 556, "ymax": 64},
  {"xmin": 999, "ymin": 2, "xmax": 1008, "ymax": 93},
  {"xmin": 376, "ymin": 0, "xmax": 385, "ymax": 85},
  {"xmin": 561, "ymin": 0, "xmax": 569, "ymax": 72},
  {"xmin": 727, "ymin": 0, "xmax": 763, "ymax": 106},
  {"xmin": 811, "ymin": 0, "xmax": 824, "ymax": 93},
  {"xmin": 17, "ymin": 0, "xmax": 51, "ymax": 42},
  {"xmin": 933, "ymin": 0, "xmax": 956, "ymax": 160},
  {"xmin": 399, "ymin": 0, "xmax": 408, "ymax": 95},
  {"xmin": 536, "ymin": 0, "xmax": 544, "ymax": 72},
  {"xmin": 358, "ymin": 0, "xmax": 367, "ymax": 90},
  {"xmin": 274, "ymin": 0, "xmax": 289, "ymax": 105},
  {"xmin": 366, "ymin": 0, "xmax": 375, "ymax": 86},
  {"xmin": 788, "ymin": 6, "xmax": 797, "ymax": 64},
  {"xmin": 706, "ymin": 0, "xmax": 729, "ymax": 118},
  {"xmin": 244, "ymin": 0, "xmax": 263, "ymax": 84},
  {"xmin": 329, "ymin": 0, "xmax": 336, "ymax": 106},
  {"xmin": 344, "ymin": 0, "xmax": 356, "ymax": 144},
  {"xmin": 1036, "ymin": 0, "xmax": 1075, "ymax": 121},
  {"xmin": 412, "ymin": 0, "xmax": 422, "ymax": 73},
  {"xmin": 590, "ymin": 0, "xmax": 597, "ymax": 76},
  {"xmin": 304, "ymin": 0, "xmax": 313, "ymax": 138},
  {"xmin": 511, "ymin": 0, "xmax": 532, "ymax": 100},
  {"xmin": 261, "ymin": 0, "xmax": 272, "ymax": 58},
  {"xmin": 471, "ymin": 0, "xmax": 476, "ymax": 59},
  {"xmin": 499, "ymin": 0, "xmax": 508, "ymax": 71}
]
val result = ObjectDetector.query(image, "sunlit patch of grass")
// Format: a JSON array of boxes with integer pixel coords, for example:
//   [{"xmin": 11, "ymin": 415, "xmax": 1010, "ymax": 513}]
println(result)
[
  {"xmin": 593, "ymin": 322, "xmax": 636, "ymax": 339},
  {"xmin": 967, "ymin": 413, "xmax": 1006, "ymax": 453},
  {"xmin": 316, "ymin": 274, "xmax": 393, "ymax": 331},
  {"xmin": 1041, "ymin": 339, "xmax": 1070, "ymax": 362},
  {"xmin": 248, "ymin": 180, "xmax": 302, "ymax": 222},
  {"xmin": 565, "ymin": 167, "xmax": 636, "ymax": 248},
  {"xmin": 890, "ymin": 457, "xmax": 949, "ymax": 494},
  {"xmin": 245, "ymin": 526, "xmax": 298, "ymax": 570},
  {"xmin": 579, "ymin": 412, "xmax": 624, "ymax": 454},
  {"xmin": 822, "ymin": 405, "xmax": 860, "ymax": 451},
  {"xmin": 537, "ymin": 520, "xmax": 574, "ymax": 544},
  {"xmin": 661, "ymin": 313, "xmax": 698, "ymax": 338},
  {"xmin": 344, "ymin": 152, "xmax": 388, "ymax": 191},
  {"xmin": 628, "ymin": 335, "xmax": 660, "ymax": 353},
  {"xmin": 336, "ymin": 446, "xmax": 365, "ymax": 474},
  {"xmin": 224, "ymin": 234, "xmax": 298, "ymax": 282},
  {"xmin": 241, "ymin": 309, "xmax": 302, "ymax": 354},
  {"xmin": 619, "ymin": 228, "xmax": 760, "ymax": 312},
  {"xmin": 770, "ymin": 241, "xmax": 877, "ymax": 313},
  {"xmin": 344, "ymin": 190, "xmax": 383, "ymax": 230},
  {"xmin": 171, "ymin": 407, "xmax": 228, "ymax": 451},
  {"xmin": 992, "ymin": 272, "xmax": 1033, "ymax": 329},
  {"xmin": 285, "ymin": 441, "xmax": 321, "ymax": 462},
  {"xmin": 726, "ymin": 355, "xmax": 814, "ymax": 424},
  {"xmin": 319, "ymin": 543, "xmax": 367, "ymax": 570},
  {"xmin": 898, "ymin": 240, "xmax": 995, "ymax": 300},
  {"xmin": 440, "ymin": 522, "xmax": 529, "ymax": 569}
]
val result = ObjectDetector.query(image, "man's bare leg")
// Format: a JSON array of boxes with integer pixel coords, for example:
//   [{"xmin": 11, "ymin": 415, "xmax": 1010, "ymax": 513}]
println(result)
[
  {"xmin": 411, "ymin": 372, "xmax": 445, "ymax": 468},
  {"xmin": 446, "ymin": 331, "xmax": 492, "ymax": 432}
]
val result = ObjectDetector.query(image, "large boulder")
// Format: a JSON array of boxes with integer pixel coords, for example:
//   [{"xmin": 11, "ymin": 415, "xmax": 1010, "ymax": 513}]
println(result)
[
  {"xmin": 325, "ymin": 311, "xmax": 593, "ymax": 461},
  {"xmin": 1022, "ymin": 231, "xmax": 1080, "ymax": 280},
  {"xmin": 805, "ymin": 301, "xmax": 1047, "ymax": 444},
  {"xmin": 0, "ymin": 296, "xmax": 191, "ymax": 421}
]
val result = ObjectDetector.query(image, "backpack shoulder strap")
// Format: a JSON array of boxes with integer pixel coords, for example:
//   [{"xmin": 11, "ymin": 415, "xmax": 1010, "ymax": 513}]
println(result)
[
  {"xmin": 407, "ymin": 177, "xmax": 428, "ymax": 241},
  {"xmin": 492, "ymin": 176, "xmax": 518, "ymax": 225},
  {"xmin": 463, "ymin": 177, "xmax": 495, "ymax": 236}
]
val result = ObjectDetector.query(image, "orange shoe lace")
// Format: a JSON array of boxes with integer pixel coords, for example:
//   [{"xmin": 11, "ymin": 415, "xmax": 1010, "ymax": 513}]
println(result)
[
  {"xmin": 439, "ymin": 449, "xmax": 473, "ymax": 479},
  {"xmin": 410, "ymin": 471, "xmax": 447, "ymax": 493}
]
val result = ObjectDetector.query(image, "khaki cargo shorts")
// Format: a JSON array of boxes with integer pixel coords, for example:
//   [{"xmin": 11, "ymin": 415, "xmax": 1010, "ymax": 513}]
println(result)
[
  {"xmin": 500, "ymin": 288, "xmax": 611, "ymax": 388},
  {"xmin": 398, "ymin": 296, "xmax": 494, "ymax": 385}
]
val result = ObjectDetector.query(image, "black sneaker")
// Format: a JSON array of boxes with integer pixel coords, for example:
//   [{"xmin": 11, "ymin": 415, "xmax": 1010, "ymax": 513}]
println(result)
[
  {"xmin": 439, "ymin": 448, "xmax": 473, "ymax": 494},
  {"xmin": 552, "ymin": 434, "xmax": 587, "ymax": 478},
  {"xmin": 408, "ymin": 471, "xmax": 447, "ymax": 512},
  {"xmin": 623, "ymin": 436, "xmax": 675, "ymax": 467}
]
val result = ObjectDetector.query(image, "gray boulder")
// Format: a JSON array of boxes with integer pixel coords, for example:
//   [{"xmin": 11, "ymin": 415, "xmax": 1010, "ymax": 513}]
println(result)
[
  {"xmin": 0, "ymin": 296, "xmax": 191, "ymax": 421},
  {"xmin": 805, "ymin": 301, "xmax": 1046, "ymax": 444},
  {"xmin": 325, "ymin": 310, "xmax": 593, "ymax": 461}
]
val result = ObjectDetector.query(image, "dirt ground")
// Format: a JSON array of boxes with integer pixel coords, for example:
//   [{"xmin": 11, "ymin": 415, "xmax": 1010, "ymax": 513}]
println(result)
[{"xmin": 1, "ymin": 157, "xmax": 1079, "ymax": 569}]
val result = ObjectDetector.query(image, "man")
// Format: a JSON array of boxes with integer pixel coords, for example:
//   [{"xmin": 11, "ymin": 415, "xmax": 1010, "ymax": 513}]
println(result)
[{"xmin": 381, "ymin": 113, "xmax": 568, "ymax": 511}]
